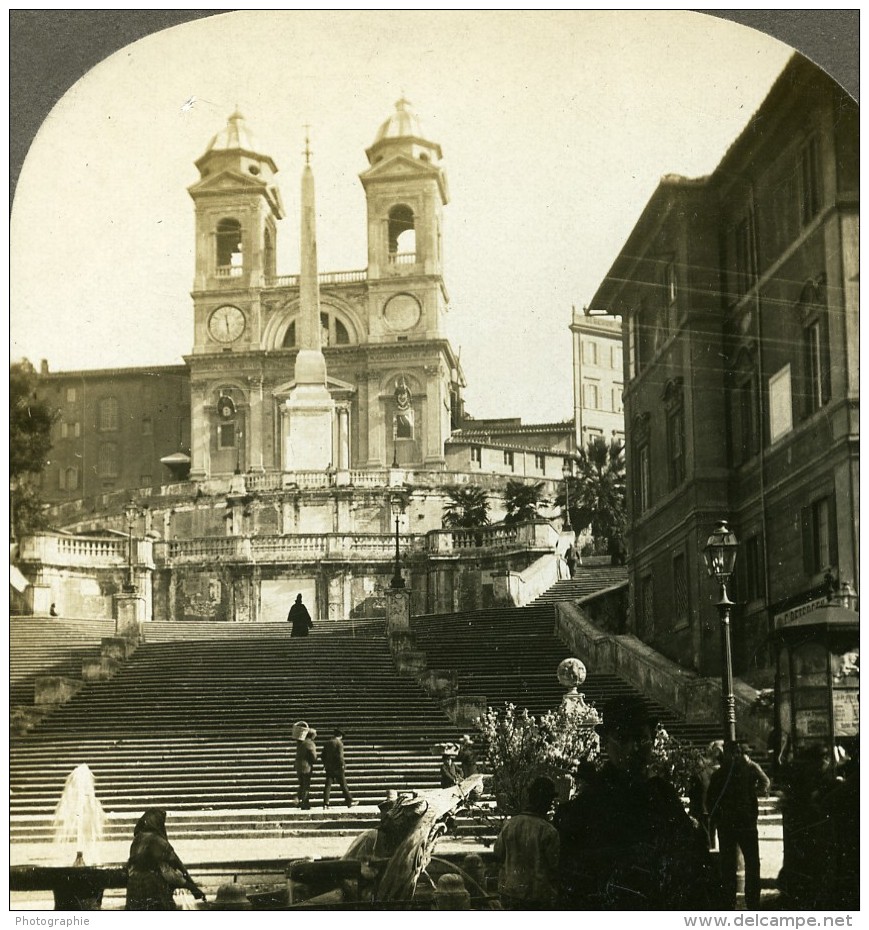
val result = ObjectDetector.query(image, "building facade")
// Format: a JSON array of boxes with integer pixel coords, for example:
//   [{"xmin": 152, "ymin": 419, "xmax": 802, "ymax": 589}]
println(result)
[
  {"xmin": 569, "ymin": 310, "xmax": 624, "ymax": 449},
  {"xmin": 28, "ymin": 100, "xmax": 577, "ymax": 623},
  {"xmin": 587, "ymin": 55, "xmax": 858, "ymax": 678}
]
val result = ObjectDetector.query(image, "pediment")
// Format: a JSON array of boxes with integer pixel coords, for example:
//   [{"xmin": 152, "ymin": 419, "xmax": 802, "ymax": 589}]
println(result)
[
  {"xmin": 359, "ymin": 153, "xmax": 441, "ymax": 183},
  {"xmin": 188, "ymin": 169, "xmax": 268, "ymax": 195},
  {"xmin": 273, "ymin": 375, "xmax": 357, "ymax": 398}
]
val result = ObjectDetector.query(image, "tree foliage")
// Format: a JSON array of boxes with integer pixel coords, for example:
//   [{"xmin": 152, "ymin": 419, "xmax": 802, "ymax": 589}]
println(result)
[
  {"xmin": 558, "ymin": 436, "xmax": 626, "ymax": 562},
  {"xmin": 441, "ymin": 485, "xmax": 490, "ymax": 529},
  {"xmin": 477, "ymin": 702, "xmax": 709, "ymax": 815},
  {"xmin": 477, "ymin": 702, "xmax": 600, "ymax": 814},
  {"xmin": 503, "ymin": 480, "xmax": 545, "ymax": 525},
  {"xmin": 10, "ymin": 359, "xmax": 57, "ymax": 539}
]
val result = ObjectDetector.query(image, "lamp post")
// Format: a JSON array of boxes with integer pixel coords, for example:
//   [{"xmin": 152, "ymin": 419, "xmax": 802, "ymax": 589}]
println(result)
[
  {"xmin": 390, "ymin": 495, "xmax": 405, "ymax": 589},
  {"xmin": 562, "ymin": 458, "xmax": 573, "ymax": 531},
  {"xmin": 703, "ymin": 520, "xmax": 740, "ymax": 745},
  {"xmin": 123, "ymin": 499, "xmax": 138, "ymax": 593}
]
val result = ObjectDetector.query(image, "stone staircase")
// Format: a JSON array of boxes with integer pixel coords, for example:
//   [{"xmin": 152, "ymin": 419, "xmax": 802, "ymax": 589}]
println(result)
[
  {"xmin": 10, "ymin": 619, "xmax": 461, "ymax": 845},
  {"xmin": 527, "ymin": 565, "xmax": 628, "ymax": 605},
  {"xmin": 411, "ymin": 605, "xmax": 719, "ymax": 744},
  {"xmin": 10, "ymin": 607, "xmax": 741, "ymax": 850},
  {"xmin": 10, "ymin": 618, "xmax": 117, "ymax": 707}
]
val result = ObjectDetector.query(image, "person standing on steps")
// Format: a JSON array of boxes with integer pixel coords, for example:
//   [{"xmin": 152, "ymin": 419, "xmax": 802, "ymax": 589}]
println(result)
[
  {"xmin": 294, "ymin": 721, "xmax": 317, "ymax": 810},
  {"xmin": 457, "ymin": 735, "xmax": 478, "ymax": 777},
  {"xmin": 322, "ymin": 727, "xmax": 358, "ymax": 808},
  {"xmin": 288, "ymin": 593, "xmax": 313, "ymax": 637},
  {"xmin": 707, "ymin": 740, "xmax": 770, "ymax": 910}
]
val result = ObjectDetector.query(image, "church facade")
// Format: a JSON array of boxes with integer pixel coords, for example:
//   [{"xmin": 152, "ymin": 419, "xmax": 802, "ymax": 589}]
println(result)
[{"xmin": 29, "ymin": 101, "xmax": 577, "ymax": 623}]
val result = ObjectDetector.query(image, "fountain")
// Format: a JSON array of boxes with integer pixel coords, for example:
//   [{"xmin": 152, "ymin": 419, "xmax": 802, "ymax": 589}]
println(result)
[
  {"xmin": 10, "ymin": 764, "xmax": 126, "ymax": 909},
  {"xmin": 53, "ymin": 763, "xmax": 106, "ymax": 865}
]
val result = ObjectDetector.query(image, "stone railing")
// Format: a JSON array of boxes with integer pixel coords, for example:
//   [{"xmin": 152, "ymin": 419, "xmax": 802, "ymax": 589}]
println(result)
[
  {"xmin": 160, "ymin": 533, "xmax": 426, "ymax": 565},
  {"xmin": 18, "ymin": 534, "xmax": 153, "ymax": 569},
  {"xmin": 267, "ymin": 269, "xmax": 366, "ymax": 288},
  {"xmin": 491, "ymin": 553, "xmax": 561, "ymax": 607},
  {"xmin": 554, "ymin": 601, "xmax": 769, "ymax": 747},
  {"xmin": 427, "ymin": 520, "xmax": 558, "ymax": 554},
  {"xmin": 388, "ymin": 252, "xmax": 416, "ymax": 265}
]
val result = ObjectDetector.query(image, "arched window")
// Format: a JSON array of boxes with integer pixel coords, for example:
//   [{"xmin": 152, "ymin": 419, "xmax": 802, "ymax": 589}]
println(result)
[
  {"xmin": 97, "ymin": 442, "xmax": 119, "ymax": 478},
  {"xmin": 335, "ymin": 319, "xmax": 350, "ymax": 345},
  {"xmin": 98, "ymin": 397, "xmax": 119, "ymax": 432},
  {"xmin": 282, "ymin": 312, "xmax": 354, "ymax": 348},
  {"xmin": 388, "ymin": 205, "xmax": 416, "ymax": 262},
  {"xmin": 60, "ymin": 466, "xmax": 79, "ymax": 491},
  {"xmin": 216, "ymin": 219, "xmax": 243, "ymax": 275}
]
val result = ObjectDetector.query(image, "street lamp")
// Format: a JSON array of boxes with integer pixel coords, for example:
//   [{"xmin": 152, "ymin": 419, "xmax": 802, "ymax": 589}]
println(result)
[
  {"xmin": 703, "ymin": 520, "xmax": 740, "ymax": 745},
  {"xmin": 562, "ymin": 458, "xmax": 573, "ymax": 531},
  {"xmin": 123, "ymin": 499, "xmax": 139, "ymax": 593},
  {"xmin": 390, "ymin": 494, "xmax": 405, "ymax": 589}
]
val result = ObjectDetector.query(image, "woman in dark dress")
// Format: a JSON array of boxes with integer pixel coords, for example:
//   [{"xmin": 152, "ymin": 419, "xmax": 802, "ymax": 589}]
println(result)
[
  {"xmin": 125, "ymin": 808, "xmax": 206, "ymax": 910},
  {"xmin": 288, "ymin": 594, "xmax": 314, "ymax": 637}
]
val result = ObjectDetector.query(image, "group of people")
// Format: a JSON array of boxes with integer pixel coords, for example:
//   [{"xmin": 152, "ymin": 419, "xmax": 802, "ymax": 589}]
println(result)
[
  {"xmin": 491, "ymin": 695, "xmax": 774, "ymax": 910},
  {"xmin": 294, "ymin": 721, "xmax": 358, "ymax": 810}
]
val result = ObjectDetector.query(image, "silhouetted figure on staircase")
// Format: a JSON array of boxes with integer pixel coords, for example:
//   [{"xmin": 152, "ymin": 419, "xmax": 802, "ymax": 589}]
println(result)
[{"xmin": 288, "ymin": 593, "xmax": 313, "ymax": 637}]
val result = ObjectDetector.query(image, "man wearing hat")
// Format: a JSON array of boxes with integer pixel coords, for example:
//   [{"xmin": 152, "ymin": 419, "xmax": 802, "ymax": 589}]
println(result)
[
  {"xmin": 555, "ymin": 695, "xmax": 713, "ymax": 909},
  {"xmin": 294, "ymin": 722, "xmax": 317, "ymax": 810},
  {"xmin": 322, "ymin": 727, "xmax": 358, "ymax": 809},
  {"xmin": 439, "ymin": 743, "xmax": 462, "ymax": 788}
]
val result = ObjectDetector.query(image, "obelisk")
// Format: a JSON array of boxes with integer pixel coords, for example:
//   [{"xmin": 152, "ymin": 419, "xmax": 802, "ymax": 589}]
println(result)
[{"xmin": 283, "ymin": 135, "xmax": 336, "ymax": 471}]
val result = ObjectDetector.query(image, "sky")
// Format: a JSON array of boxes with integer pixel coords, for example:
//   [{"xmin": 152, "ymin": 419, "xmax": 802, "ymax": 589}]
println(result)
[{"xmin": 10, "ymin": 10, "xmax": 793, "ymax": 423}]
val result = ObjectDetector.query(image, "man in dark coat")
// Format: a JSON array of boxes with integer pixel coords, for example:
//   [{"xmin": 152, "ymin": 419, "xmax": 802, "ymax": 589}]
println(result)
[
  {"xmin": 556, "ymin": 695, "xmax": 714, "ymax": 910},
  {"xmin": 708, "ymin": 741, "xmax": 770, "ymax": 910},
  {"xmin": 287, "ymin": 593, "xmax": 313, "ymax": 637},
  {"xmin": 322, "ymin": 727, "xmax": 358, "ymax": 808},
  {"xmin": 295, "ymin": 724, "xmax": 317, "ymax": 810}
]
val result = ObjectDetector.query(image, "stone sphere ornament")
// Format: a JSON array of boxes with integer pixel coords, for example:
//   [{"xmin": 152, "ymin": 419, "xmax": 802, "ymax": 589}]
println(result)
[{"xmin": 557, "ymin": 657, "xmax": 587, "ymax": 692}]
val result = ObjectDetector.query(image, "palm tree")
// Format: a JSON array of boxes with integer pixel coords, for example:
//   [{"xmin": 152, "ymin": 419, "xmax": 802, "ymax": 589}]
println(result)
[
  {"xmin": 503, "ymin": 480, "xmax": 545, "ymax": 525},
  {"xmin": 558, "ymin": 436, "xmax": 626, "ymax": 563},
  {"xmin": 442, "ymin": 485, "xmax": 490, "ymax": 528}
]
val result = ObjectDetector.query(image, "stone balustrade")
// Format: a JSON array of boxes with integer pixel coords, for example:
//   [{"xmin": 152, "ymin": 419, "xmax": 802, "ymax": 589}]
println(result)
[
  {"xmin": 266, "ymin": 268, "xmax": 366, "ymax": 287},
  {"xmin": 427, "ymin": 519, "xmax": 557, "ymax": 554},
  {"xmin": 160, "ymin": 532, "xmax": 427, "ymax": 565},
  {"xmin": 18, "ymin": 534, "xmax": 154, "ymax": 569}
]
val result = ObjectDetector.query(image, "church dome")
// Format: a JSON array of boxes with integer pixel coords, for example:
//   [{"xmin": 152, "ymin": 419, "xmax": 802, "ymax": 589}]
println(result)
[
  {"xmin": 373, "ymin": 98, "xmax": 426, "ymax": 144},
  {"xmin": 205, "ymin": 110, "xmax": 261, "ymax": 156}
]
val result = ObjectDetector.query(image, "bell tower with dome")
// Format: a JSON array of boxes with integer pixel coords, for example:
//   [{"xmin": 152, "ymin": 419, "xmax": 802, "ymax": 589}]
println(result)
[{"xmin": 360, "ymin": 98, "xmax": 450, "ymax": 344}]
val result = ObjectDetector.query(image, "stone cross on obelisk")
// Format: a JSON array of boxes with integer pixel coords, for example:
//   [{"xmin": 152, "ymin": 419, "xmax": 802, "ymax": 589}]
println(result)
[{"xmin": 282, "ymin": 130, "xmax": 336, "ymax": 471}]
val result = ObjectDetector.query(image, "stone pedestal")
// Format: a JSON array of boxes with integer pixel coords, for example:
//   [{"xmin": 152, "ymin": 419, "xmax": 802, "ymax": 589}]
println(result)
[
  {"xmin": 101, "ymin": 637, "xmax": 137, "ymax": 661},
  {"xmin": 114, "ymin": 592, "xmax": 146, "ymax": 630},
  {"xmin": 386, "ymin": 587, "xmax": 411, "ymax": 634},
  {"xmin": 491, "ymin": 571, "xmax": 520, "ymax": 607},
  {"xmin": 82, "ymin": 656, "xmax": 122, "ymax": 682},
  {"xmin": 27, "ymin": 583, "xmax": 53, "ymax": 616},
  {"xmin": 442, "ymin": 694, "xmax": 487, "ymax": 727},
  {"xmin": 34, "ymin": 676, "xmax": 84, "ymax": 705},
  {"xmin": 282, "ymin": 393, "xmax": 335, "ymax": 471},
  {"xmin": 421, "ymin": 669, "xmax": 458, "ymax": 699},
  {"xmin": 395, "ymin": 650, "xmax": 428, "ymax": 676}
]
